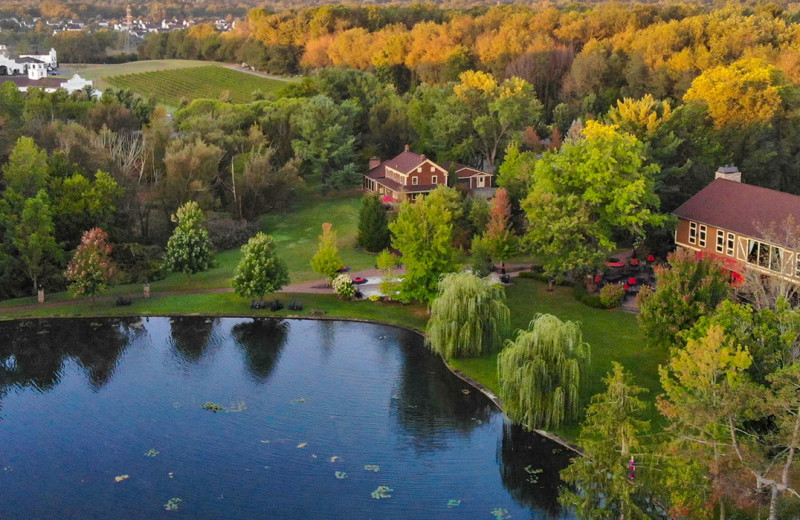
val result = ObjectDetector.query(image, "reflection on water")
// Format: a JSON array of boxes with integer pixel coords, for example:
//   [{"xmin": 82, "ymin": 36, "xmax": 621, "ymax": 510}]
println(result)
[{"xmin": 0, "ymin": 317, "xmax": 575, "ymax": 519}]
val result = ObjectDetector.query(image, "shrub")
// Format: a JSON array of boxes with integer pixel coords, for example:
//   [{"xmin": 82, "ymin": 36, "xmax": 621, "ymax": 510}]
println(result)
[
  {"xmin": 368, "ymin": 294, "xmax": 381, "ymax": 302},
  {"xmin": 206, "ymin": 213, "xmax": 259, "ymax": 251},
  {"xmin": 573, "ymin": 284, "xmax": 605, "ymax": 309},
  {"xmin": 331, "ymin": 273, "xmax": 356, "ymax": 300},
  {"xmin": 600, "ymin": 283, "xmax": 626, "ymax": 308},
  {"xmin": 113, "ymin": 243, "xmax": 165, "ymax": 283}
]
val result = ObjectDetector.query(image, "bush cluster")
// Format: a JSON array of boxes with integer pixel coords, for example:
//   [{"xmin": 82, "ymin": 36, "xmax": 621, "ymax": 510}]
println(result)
[
  {"xmin": 206, "ymin": 214, "xmax": 259, "ymax": 251},
  {"xmin": 331, "ymin": 274, "xmax": 356, "ymax": 300},
  {"xmin": 600, "ymin": 283, "xmax": 626, "ymax": 308}
]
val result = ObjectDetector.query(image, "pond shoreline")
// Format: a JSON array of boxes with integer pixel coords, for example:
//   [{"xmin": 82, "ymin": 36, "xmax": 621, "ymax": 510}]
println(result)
[{"xmin": 6, "ymin": 312, "xmax": 584, "ymax": 456}]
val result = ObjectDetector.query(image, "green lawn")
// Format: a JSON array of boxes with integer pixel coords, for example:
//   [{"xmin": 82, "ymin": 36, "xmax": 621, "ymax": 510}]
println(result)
[
  {"xmin": 450, "ymin": 278, "xmax": 668, "ymax": 439},
  {"xmin": 260, "ymin": 193, "xmax": 377, "ymax": 283}
]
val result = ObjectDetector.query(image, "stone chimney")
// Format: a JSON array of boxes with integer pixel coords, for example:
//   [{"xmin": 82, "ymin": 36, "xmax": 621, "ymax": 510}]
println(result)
[
  {"xmin": 368, "ymin": 156, "xmax": 381, "ymax": 169},
  {"xmin": 420, "ymin": 154, "xmax": 425, "ymax": 161},
  {"xmin": 715, "ymin": 164, "xmax": 741, "ymax": 183},
  {"xmin": 404, "ymin": 144, "xmax": 410, "ymax": 152}
]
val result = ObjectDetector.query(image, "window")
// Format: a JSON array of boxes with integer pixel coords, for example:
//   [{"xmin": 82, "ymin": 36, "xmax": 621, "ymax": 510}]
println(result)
[
  {"xmin": 412, "ymin": 176, "xmax": 418, "ymax": 185},
  {"xmin": 417, "ymin": 167, "xmax": 422, "ymax": 173},
  {"xmin": 430, "ymin": 166, "xmax": 435, "ymax": 172},
  {"xmin": 689, "ymin": 222, "xmax": 697, "ymax": 244},
  {"xmin": 699, "ymin": 225, "xmax": 707, "ymax": 248},
  {"xmin": 716, "ymin": 230, "xmax": 725, "ymax": 254},
  {"xmin": 727, "ymin": 233, "xmax": 735, "ymax": 256},
  {"xmin": 796, "ymin": 253, "xmax": 800, "ymax": 278},
  {"xmin": 431, "ymin": 175, "xmax": 438, "ymax": 184},
  {"xmin": 770, "ymin": 246, "xmax": 782, "ymax": 272}
]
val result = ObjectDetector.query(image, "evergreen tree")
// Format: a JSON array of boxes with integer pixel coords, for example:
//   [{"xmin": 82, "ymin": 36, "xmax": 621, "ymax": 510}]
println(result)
[
  {"xmin": 164, "ymin": 201, "xmax": 213, "ymax": 278},
  {"xmin": 357, "ymin": 194, "xmax": 390, "ymax": 252}
]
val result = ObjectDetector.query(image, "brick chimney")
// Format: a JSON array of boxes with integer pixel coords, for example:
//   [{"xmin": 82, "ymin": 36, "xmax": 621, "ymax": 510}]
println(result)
[
  {"xmin": 715, "ymin": 164, "xmax": 741, "ymax": 183},
  {"xmin": 368, "ymin": 156, "xmax": 381, "ymax": 169},
  {"xmin": 420, "ymin": 154, "xmax": 425, "ymax": 161}
]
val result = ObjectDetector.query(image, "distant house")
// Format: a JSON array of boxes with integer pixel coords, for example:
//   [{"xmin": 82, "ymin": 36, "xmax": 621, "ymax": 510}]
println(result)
[
  {"xmin": 363, "ymin": 145, "xmax": 493, "ymax": 203},
  {"xmin": 673, "ymin": 165, "xmax": 800, "ymax": 283},
  {"xmin": 0, "ymin": 46, "xmax": 56, "ymax": 79}
]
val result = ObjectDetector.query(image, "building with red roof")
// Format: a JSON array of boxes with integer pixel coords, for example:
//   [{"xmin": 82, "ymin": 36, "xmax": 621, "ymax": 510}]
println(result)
[
  {"xmin": 673, "ymin": 165, "xmax": 800, "ymax": 283},
  {"xmin": 363, "ymin": 145, "xmax": 493, "ymax": 203}
]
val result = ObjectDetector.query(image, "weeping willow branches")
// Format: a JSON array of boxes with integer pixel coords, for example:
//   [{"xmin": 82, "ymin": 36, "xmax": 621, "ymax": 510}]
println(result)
[
  {"xmin": 425, "ymin": 272, "xmax": 510, "ymax": 359},
  {"xmin": 498, "ymin": 313, "xmax": 591, "ymax": 431}
]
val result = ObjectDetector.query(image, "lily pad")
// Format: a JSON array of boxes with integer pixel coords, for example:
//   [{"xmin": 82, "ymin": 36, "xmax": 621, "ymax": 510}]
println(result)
[
  {"xmin": 447, "ymin": 499, "xmax": 461, "ymax": 508},
  {"xmin": 491, "ymin": 508, "xmax": 511, "ymax": 520},
  {"xmin": 114, "ymin": 474, "xmax": 130, "ymax": 482},
  {"xmin": 371, "ymin": 485, "xmax": 393, "ymax": 499},
  {"xmin": 201, "ymin": 402, "xmax": 224, "ymax": 412},
  {"xmin": 164, "ymin": 498, "xmax": 182, "ymax": 512},
  {"xmin": 364, "ymin": 464, "xmax": 380, "ymax": 472},
  {"xmin": 335, "ymin": 471, "xmax": 348, "ymax": 479},
  {"xmin": 145, "ymin": 449, "xmax": 159, "ymax": 458}
]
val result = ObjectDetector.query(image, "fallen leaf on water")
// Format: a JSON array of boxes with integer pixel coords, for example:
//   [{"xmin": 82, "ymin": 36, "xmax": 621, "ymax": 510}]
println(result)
[
  {"xmin": 297, "ymin": 442, "xmax": 307, "ymax": 449},
  {"xmin": 114, "ymin": 475, "xmax": 130, "ymax": 482},
  {"xmin": 260, "ymin": 440, "xmax": 270, "ymax": 444},
  {"xmin": 330, "ymin": 456, "xmax": 340, "ymax": 463}
]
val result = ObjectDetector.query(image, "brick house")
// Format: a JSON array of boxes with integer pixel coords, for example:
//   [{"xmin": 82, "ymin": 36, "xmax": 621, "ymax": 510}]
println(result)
[
  {"xmin": 363, "ymin": 146, "xmax": 493, "ymax": 202},
  {"xmin": 673, "ymin": 166, "xmax": 800, "ymax": 283}
]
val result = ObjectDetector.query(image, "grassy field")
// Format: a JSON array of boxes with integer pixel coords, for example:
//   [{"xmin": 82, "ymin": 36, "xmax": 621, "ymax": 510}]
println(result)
[
  {"xmin": 67, "ymin": 60, "xmax": 216, "ymax": 89},
  {"xmin": 450, "ymin": 278, "xmax": 667, "ymax": 439},
  {"xmin": 104, "ymin": 65, "xmax": 288, "ymax": 106}
]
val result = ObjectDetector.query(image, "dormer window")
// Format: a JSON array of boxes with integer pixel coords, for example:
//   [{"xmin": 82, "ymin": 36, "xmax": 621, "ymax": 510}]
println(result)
[{"xmin": 412, "ymin": 176, "xmax": 418, "ymax": 185}]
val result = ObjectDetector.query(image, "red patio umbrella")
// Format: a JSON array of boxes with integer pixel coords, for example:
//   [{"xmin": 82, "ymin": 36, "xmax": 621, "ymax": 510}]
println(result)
[
  {"xmin": 594, "ymin": 275, "xmax": 601, "ymax": 283},
  {"xmin": 628, "ymin": 277, "xmax": 637, "ymax": 285},
  {"xmin": 381, "ymin": 196, "xmax": 395, "ymax": 203},
  {"xmin": 646, "ymin": 254, "xmax": 655, "ymax": 262},
  {"xmin": 623, "ymin": 283, "xmax": 629, "ymax": 290}
]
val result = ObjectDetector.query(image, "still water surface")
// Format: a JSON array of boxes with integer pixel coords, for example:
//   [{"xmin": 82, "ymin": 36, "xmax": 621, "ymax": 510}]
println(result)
[{"xmin": 0, "ymin": 317, "xmax": 574, "ymax": 519}]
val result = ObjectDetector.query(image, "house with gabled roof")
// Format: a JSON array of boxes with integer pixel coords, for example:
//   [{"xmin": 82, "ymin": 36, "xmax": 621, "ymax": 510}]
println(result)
[
  {"xmin": 673, "ymin": 165, "xmax": 800, "ymax": 284},
  {"xmin": 363, "ymin": 145, "xmax": 493, "ymax": 203}
]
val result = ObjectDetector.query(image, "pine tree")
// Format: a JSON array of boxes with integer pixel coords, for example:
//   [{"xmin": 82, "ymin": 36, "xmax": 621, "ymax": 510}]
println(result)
[
  {"xmin": 164, "ymin": 201, "xmax": 213, "ymax": 278},
  {"xmin": 357, "ymin": 194, "xmax": 390, "ymax": 252}
]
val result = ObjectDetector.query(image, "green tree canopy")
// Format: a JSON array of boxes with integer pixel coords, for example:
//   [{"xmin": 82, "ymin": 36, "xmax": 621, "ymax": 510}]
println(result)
[
  {"xmin": 232, "ymin": 232, "xmax": 289, "ymax": 301},
  {"xmin": 164, "ymin": 201, "xmax": 214, "ymax": 277},
  {"xmin": 484, "ymin": 187, "xmax": 517, "ymax": 265},
  {"xmin": 65, "ymin": 227, "xmax": 116, "ymax": 302},
  {"xmin": 389, "ymin": 186, "xmax": 460, "ymax": 304},
  {"xmin": 638, "ymin": 248, "xmax": 732, "ymax": 350},
  {"xmin": 310, "ymin": 222, "xmax": 343, "ymax": 281},
  {"xmin": 560, "ymin": 362, "xmax": 651, "ymax": 520},
  {"xmin": 12, "ymin": 190, "xmax": 61, "ymax": 295},
  {"xmin": 2, "ymin": 136, "xmax": 49, "ymax": 200},
  {"xmin": 357, "ymin": 194, "xmax": 390, "ymax": 253},
  {"xmin": 426, "ymin": 272, "xmax": 510, "ymax": 359},
  {"xmin": 523, "ymin": 121, "xmax": 666, "ymax": 284},
  {"xmin": 498, "ymin": 313, "xmax": 591, "ymax": 430}
]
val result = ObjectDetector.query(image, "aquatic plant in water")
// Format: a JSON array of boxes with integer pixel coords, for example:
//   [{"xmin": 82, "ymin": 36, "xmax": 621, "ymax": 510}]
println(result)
[
  {"xmin": 491, "ymin": 508, "xmax": 511, "ymax": 519},
  {"xmin": 364, "ymin": 464, "xmax": 380, "ymax": 472},
  {"xmin": 227, "ymin": 401, "xmax": 247, "ymax": 413},
  {"xmin": 371, "ymin": 486, "xmax": 393, "ymax": 499},
  {"xmin": 201, "ymin": 402, "xmax": 224, "ymax": 412},
  {"xmin": 524, "ymin": 465, "xmax": 543, "ymax": 484},
  {"xmin": 330, "ymin": 456, "xmax": 340, "ymax": 462},
  {"xmin": 114, "ymin": 475, "xmax": 129, "ymax": 482},
  {"xmin": 335, "ymin": 471, "xmax": 348, "ymax": 479},
  {"xmin": 145, "ymin": 449, "xmax": 159, "ymax": 457},
  {"xmin": 447, "ymin": 499, "xmax": 461, "ymax": 508},
  {"xmin": 164, "ymin": 498, "xmax": 182, "ymax": 511},
  {"xmin": 297, "ymin": 442, "xmax": 307, "ymax": 448}
]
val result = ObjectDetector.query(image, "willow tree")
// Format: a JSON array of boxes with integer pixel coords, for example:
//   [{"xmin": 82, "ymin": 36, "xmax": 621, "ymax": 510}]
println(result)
[
  {"xmin": 426, "ymin": 272, "xmax": 510, "ymax": 359},
  {"xmin": 498, "ymin": 313, "xmax": 590, "ymax": 430}
]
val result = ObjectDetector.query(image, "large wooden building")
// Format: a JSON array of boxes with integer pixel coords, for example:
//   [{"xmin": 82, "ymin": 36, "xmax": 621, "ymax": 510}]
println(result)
[
  {"xmin": 673, "ymin": 166, "xmax": 800, "ymax": 283},
  {"xmin": 362, "ymin": 146, "xmax": 493, "ymax": 202}
]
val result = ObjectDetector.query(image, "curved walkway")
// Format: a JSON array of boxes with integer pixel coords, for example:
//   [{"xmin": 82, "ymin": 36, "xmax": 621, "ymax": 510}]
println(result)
[{"xmin": 0, "ymin": 264, "xmax": 534, "ymax": 314}]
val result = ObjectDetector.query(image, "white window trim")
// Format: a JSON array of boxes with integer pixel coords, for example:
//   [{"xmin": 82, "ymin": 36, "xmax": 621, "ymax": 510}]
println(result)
[
  {"xmin": 726, "ymin": 232, "xmax": 735, "ymax": 256},
  {"xmin": 412, "ymin": 176, "xmax": 418, "ymax": 186},
  {"xmin": 689, "ymin": 221, "xmax": 697, "ymax": 245},
  {"xmin": 699, "ymin": 224, "xmax": 707, "ymax": 248},
  {"xmin": 431, "ymin": 175, "xmax": 438, "ymax": 184},
  {"xmin": 716, "ymin": 230, "xmax": 725, "ymax": 254}
]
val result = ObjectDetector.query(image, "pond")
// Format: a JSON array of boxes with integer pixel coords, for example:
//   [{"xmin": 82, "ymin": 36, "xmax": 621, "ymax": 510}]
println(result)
[{"xmin": 0, "ymin": 317, "xmax": 575, "ymax": 519}]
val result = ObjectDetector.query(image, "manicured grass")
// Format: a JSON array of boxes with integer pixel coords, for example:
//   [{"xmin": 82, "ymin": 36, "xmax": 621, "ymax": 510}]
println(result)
[
  {"xmin": 450, "ymin": 278, "xmax": 668, "ymax": 439},
  {"xmin": 0, "ymin": 291, "xmax": 427, "ymax": 332},
  {"xmin": 105, "ymin": 65, "xmax": 287, "ymax": 105},
  {"xmin": 260, "ymin": 193, "xmax": 377, "ymax": 283}
]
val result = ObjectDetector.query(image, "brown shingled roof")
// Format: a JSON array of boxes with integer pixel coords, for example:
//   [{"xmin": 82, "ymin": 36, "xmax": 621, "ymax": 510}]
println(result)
[{"xmin": 673, "ymin": 178, "xmax": 800, "ymax": 247}]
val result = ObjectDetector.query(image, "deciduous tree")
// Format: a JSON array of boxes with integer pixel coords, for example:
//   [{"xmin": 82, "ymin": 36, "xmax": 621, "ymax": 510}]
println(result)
[
  {"xmin": 65, "ymin": 228, "xmax": 116, "ymax": 303},
  {"xmin": 498, "ymin": 313, "xmax": 590, "ymax": 430},
  {"xmin": 310, "ymin": 222, "xmax": 342, "ymax": 281},
  {"xmin": 164, "ymin": 201, "xmax": 214, "ymax": 278},
  {"xmin": 13, "ymin": 190, "xmax": 61, "ymax": 296},
  {"xmin": 426, "ymin": 272, "xmax": 510, "ymax": 358},
  {"xmin": 232, "ymin": 232, "xmax": 289, "ymax": 302}
]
